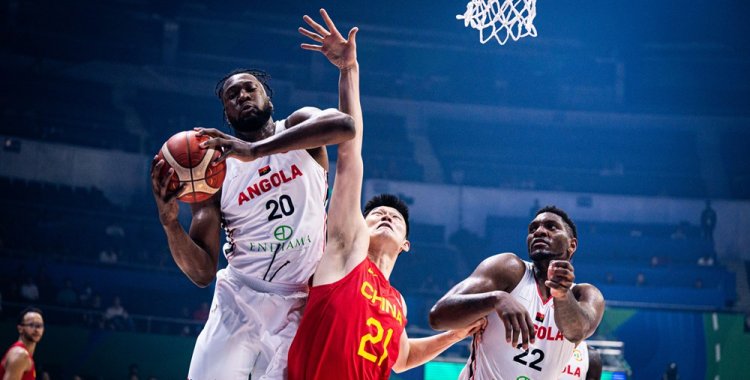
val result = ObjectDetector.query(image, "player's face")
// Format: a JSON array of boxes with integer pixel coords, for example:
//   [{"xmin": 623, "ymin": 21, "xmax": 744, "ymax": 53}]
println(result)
[
  {"xmin": 527, "ymin": 212, "xmax": 576, "ymax": 261},
  {"xmin": 366, "ymin": 206, "xmax": 409, "ymax": 251},
  {"xmin": 221, "ymin": 74, "xmax": 273, "ymax": 131},
  {"xmin": 17, "ymin": 312, "xmax": 44, "ymax": 343}
]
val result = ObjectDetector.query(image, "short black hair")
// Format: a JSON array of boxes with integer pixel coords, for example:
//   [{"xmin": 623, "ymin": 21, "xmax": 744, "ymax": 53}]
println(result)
[
  {"xmin": 17, "ymin": 307, "xmax": 43, "ymax": 325},
  {"xmin": 363, "ymin": 194, "xmax": 410, "ymax": 238},
  {"xmin": 535, "ymin": 205, "xmax": 577, "ymax": 239},
  {"xmin": 214, "ymin": 68, "xmax": 274, "ymax": 100}
]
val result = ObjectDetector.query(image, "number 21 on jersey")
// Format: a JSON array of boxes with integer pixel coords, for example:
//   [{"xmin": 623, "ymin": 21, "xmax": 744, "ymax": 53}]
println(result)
[{"xmin": 358, "ymin": 317, "xmax": 394, "ymax": 366}]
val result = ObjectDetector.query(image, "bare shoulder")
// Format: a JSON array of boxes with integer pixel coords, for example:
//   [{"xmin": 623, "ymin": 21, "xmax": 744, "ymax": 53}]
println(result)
[
  {"xmin": 285, "ymin": 106, "xmax": 323, "ymax": 128},
  {"xmin": 6, "ymin": 345, "xmax": 31, "ymax": 363},
  {"xmin": 472, "ymin": 252, "xmax": 526, "ymax": 292}
]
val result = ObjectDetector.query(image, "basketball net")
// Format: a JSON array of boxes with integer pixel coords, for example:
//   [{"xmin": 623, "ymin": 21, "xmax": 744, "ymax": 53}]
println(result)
[{"xmin": 457, "ymin": 0, "xmax": 537, "ymax": 45}]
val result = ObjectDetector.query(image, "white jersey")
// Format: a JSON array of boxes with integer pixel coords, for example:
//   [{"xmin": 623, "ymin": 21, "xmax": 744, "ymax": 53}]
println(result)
[
  {"xmin": 460, "ymin": 260, "xmax": 576, "ymax": 380},
  {"xmin": 220, "ymin": 120, "xmax": 327, "ymax": 287},
  {"xmin": 559, "ymin": 341, "xmax": 589, "ymax": 380}
]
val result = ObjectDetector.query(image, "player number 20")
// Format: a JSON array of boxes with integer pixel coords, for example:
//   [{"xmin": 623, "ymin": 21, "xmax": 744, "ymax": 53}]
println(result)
[
  {"xmin": 357, "ymin": 317, "xmax": 394, "ymax": 366},
  {"xmin": 266, "ymin": 195, "xmax": 295, "ymax": 221}
]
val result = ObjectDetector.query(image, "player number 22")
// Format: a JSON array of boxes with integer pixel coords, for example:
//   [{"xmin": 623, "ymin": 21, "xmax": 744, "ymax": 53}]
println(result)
[
  {"xmin": 513, "ymin": 344, "xmax": 545, "ymax": 371},
  {"xmin": 357, "ymin": 317, "xmax": 394, "ymax": 366}
]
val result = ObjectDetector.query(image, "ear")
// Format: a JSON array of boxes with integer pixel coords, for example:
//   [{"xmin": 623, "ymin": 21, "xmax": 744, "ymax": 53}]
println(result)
[
  {"xmin": 17, "ymin": 324, "xmax": 22, "ymax": 335},
  {"xmin": 567, "ymin": 237, "xmax": 578, "ymax": 260},
  {"xmin": 399, "ymin": 239, "xmax": 411, "ymax": 254}
]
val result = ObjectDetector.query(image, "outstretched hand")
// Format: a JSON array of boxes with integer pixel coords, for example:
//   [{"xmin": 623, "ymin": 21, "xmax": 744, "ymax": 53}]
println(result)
[
  {"xmin": 299, "ymin": 8, "xmax": 358, "ymax": 70},
  {"xmin": 195, "ymin": 127, "xmax": 258, "ymax": 163}
]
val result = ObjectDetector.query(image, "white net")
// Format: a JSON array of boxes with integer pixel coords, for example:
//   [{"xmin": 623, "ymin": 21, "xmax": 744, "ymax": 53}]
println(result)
[{"xmin": 457, "ymin": 0, "xmax": 538, "ymax": 45}]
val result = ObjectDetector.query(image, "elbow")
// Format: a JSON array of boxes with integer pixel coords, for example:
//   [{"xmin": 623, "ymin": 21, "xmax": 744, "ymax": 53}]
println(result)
[
  {"xmin": 192, "ymin": 272, "xmax": 216, "ymax": 288},
  {"xmin": 428, "ymin": 305, "xmax": 447, "ymax": 331},
  {"xmin": 324, "ymin": 108, "xmax": 356, "ymax": 141},
  {"xmin": 392, "ymin": 365, "xmax": 407, "ymax": 374},
  {"xmin": 336, "ymin": 112, "xmax": 356, "ymax": 140}
]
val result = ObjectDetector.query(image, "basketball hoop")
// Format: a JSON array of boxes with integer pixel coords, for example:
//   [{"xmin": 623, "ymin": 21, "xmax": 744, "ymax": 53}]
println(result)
[{"xmin": 457, "ymin": 0, "xmax": 537, "ymax": 45}]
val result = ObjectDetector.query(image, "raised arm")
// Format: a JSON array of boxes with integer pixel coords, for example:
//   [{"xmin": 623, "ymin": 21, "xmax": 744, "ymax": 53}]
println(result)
[
  {"xmin": 547, "ymin": 260, "xmax": 605, "ymax": 344},
  {"xmin": 196, "ymin": 106, "xmax": 355, "ymax": 171},
  {"xmin": 151, "ymin": 160, "xmax": 221, "ymax": 287},
  {"xmin": 429, "ymin": 253, "xmax": 537, "ymax": 350},
  {"xmin": 298, "ymin": 9, "xmax": 369, "ymax": 284}
]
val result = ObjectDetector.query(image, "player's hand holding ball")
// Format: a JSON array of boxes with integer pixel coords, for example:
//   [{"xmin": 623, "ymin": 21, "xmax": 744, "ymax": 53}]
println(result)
[
  {"xmin": 151, "ymin": 130, "xmax": 227, "ymax": 209},
  {"xmin": 194, "ymin": 127, "xmax": 260, "ymax": 163}
]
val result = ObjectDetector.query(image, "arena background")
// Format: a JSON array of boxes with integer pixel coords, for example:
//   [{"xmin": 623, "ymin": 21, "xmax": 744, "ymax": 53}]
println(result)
[{"xmin": 1, "ymin": 0, "xmax": 749, "ymax": 379}]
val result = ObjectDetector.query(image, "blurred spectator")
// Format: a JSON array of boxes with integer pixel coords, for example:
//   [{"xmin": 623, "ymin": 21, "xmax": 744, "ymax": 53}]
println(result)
[
  {"xmin": 84, "ymin": 294, "xmax": 104, "ymax": 329},
  {"xmin": 694, "ymin": 279, "xmax": 703, "ymax": 289},
  {"xmin": 19, "ymin": 276, "xmax": 40, "ymax": 301},
  {"xmin": 700, "ymin": 200, "xmax": 717, "ymax": 242},
  {"xmin": 662, "ymin": 362, "xmax": 679, "ymax": 380},
  {"xmin": 104, "ymin": 296, "xmax": 133, "ymax": 330},
  {"xmin": 99, "ymin": 248, "xmax": 118, "ymax": 264},
  {"xmin": 636, "ymin": 273, "xmax": 646, "ymax": 287},
  {"xmin": 697, "ymin": 256, "xmax": 714, "ymax": 266},
  {"xmin": 55, "ymin": 279, "xmax": 78, "ymax": 307},
  {"xmin": 79, "ymin": 282, "xmax": 94, "ymax": 307},
  {"xmin": 650, "ymin": 256, "xmax": 660, "ymax": 267},
  {"xmin": 129, "ymin": 363, "xmax": 139, "ymax": 378}
]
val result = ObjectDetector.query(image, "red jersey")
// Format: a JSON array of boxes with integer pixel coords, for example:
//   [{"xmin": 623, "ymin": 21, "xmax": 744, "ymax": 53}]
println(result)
[
  {"xmin": 0, "ymin": 341, "xmax": 36, "ymax": 380},
  {"xmin": 288, "ymin": 258, "xmax": 407, "ymax": 380}
]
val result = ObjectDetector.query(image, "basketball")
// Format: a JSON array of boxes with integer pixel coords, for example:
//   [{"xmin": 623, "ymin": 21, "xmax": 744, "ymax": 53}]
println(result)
[{"xmin": 156, "ymin": 130, "xmax": 226, "ymax": 203}]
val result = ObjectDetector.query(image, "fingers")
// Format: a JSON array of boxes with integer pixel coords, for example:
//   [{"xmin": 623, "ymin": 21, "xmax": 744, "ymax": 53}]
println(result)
[
  {"xmin": 501, "ymin": 313, "xmax": 513, "ymax": 345},
  {"xmin": 194, "ymin": 127, "xmax": 226, "ymax": 138},
  {"xmin": 164, "ymin": 183, "xmax": 186, "ymax": 203},
  {"xmin": 319, "ymin": 8, "xmax": 340, "ymax": 36},
  {"xmin": 159, "ymin": 167, "xmax": 175, "ymax": 198},
  {"xmin": 347, "ymin": 27, "xmax": 359, "ymax": 44},
  {"xmin": 300, "ymin": 43, "xmax": 322, "ymax": 51},
  {"xmin": 303, "ymin": 14, "xmax": 329, "ymax": 37},
  {"xmin": 213, "ymin": 147, "xmax": 233, "ymax": 164},
  {"xmin": 509, "ymin": 315, "xmax": 521, "ymax": 348},
  {"xmin": 298, "ymin": 27, "xmax": 324, "ymax": 43},
  {"xmin": 524, "ymin": 312, "xmax": 536, "ymax": 346},
  {"xmin": 518, "ymin": 313, "xmax": 533, "ymax": 350}
]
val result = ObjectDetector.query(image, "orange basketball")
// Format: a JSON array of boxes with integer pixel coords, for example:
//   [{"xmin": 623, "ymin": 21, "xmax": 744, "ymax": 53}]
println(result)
[{"xmin": 156, "ymin": 131, "xmax": 226, "ymax": 203}]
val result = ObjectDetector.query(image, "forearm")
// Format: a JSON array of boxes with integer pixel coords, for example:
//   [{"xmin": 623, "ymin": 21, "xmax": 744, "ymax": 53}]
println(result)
[
  {"xmin": 163, "ymin": 222, "xmax": 217, "ymax": 287},
  {"xmin": 430, "ymin": 291, "xmax": 500, "ymax": 330},
  {"xmin": 253, "ymin": 109, "xmax": 354, "ymax": 157},
  {"xmin": 552, "ymin": 292, "xmax": 592, "ymax": 343},
  {"xmin": 337, "ymin": 63, "xmax": 362, "ymax": 156},
  {"xmin": 396, "ymin": 332, "xmax": 466, "ymax": 372}
]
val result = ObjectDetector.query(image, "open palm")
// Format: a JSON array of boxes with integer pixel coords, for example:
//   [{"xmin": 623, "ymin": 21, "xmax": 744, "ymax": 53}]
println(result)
[{"xmin": 299, "ymin": 9, "xmax": 358, "ymax": 70}]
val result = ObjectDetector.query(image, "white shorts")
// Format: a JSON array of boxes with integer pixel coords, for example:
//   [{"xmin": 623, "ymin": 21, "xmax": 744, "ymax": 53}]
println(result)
[{"xmin": 188, "ymin": 265, "xmax": 308, "ymax": 380}]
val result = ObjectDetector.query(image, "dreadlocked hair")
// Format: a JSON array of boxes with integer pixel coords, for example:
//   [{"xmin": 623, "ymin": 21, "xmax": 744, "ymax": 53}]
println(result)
[{"xmin": 214, "ymin": 68, "xmax": 274, "ymax": 99}]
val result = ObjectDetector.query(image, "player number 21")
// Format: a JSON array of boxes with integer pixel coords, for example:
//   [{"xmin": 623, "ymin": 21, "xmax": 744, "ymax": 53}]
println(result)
[{"xmin": 357, "ymin": 317, "xmax": 394, "ymax": 366}]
